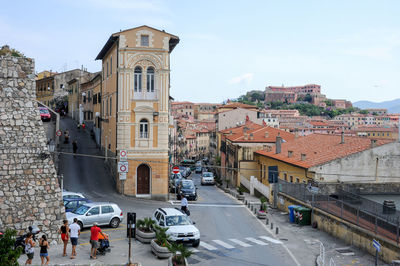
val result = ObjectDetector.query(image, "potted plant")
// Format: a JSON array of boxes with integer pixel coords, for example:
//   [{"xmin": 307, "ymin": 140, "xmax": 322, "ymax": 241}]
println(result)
[
  {"xmin": 136, "ymin": 217, "xmax": 156, "ymax": 244},
  {"xmin": 236, "ymin": 187, "xmax": 245, "ymax": 201},
  {"xmin": 167, "ymin": 242, "xmax": 193, "ymax": 266},
  {"xmin": 257, "ymin": 196, "xmax": 268, "ymax": 219},
  {"xmin": 151, "ymin": 226, "xmax": 172, "ymax": 259},
  {"xmin": 224, "ymin": 178, "xmax": 230, "ymax": 193}
]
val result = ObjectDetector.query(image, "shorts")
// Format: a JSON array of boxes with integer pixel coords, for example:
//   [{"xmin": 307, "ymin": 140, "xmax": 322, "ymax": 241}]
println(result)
[
  {"xmin": 40, "ymin": 253, "xmax": 48, "ymax": 257},
  {"xmin": 27, "ymin": 253, "xmax": 34, "ymax": 260},
  {"xmin": 90, "ymin": 240, "xmax": 99, "ymax": 249},
  {"xmin": 70, "ymin": 237, "xmax": 78, "ymax": 246},
  {"xmin": 61, "ymin": 233, "xmax": 69, "ymax": 242}
]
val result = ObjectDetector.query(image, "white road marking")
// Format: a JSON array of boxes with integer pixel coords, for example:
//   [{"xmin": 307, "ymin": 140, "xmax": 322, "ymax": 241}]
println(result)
[
  {"xmin": 169, "ymin": 201, "xmax": 245, "ymax": 208},
  {"xmin": 212, "ymin": 239, "xmax": 235, "ymax": 249},
  {"xmin": 199, "ymin": 241, "xmax": 218, "ymax": 251},
  {"xmin": 229, "ymin": 238, "xmax": 252, "ymax": 247},
  {"xmin": 245, "ymin": 237, "xmax": 268, "ymax": 246},
  {"xmin": 259, "ymin": 236, "xmax": 283, "ymax": 244},
  {"xmin": 188, "ymin": 248, "xmax": 199, "ymax": 253}
]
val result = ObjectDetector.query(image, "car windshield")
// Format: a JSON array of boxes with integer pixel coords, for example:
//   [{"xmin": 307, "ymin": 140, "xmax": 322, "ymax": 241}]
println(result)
[
  {"xmin": 73, "ymin": 205, "xmax": 90, "ymax": 215},
  {"xmin": 166, "ymin": 215, "xmax": 191, "ymax": 226},
  {"xmin": 181, "ymin": 181, "xmax": 194, "ymax": 189},
  {"xmin": 39, "ymin": 109, "xmax": 49, "ymax": 114},
  {"xmin": 203, "ymin": 172, "xmax": 213, "ymax": 177}
]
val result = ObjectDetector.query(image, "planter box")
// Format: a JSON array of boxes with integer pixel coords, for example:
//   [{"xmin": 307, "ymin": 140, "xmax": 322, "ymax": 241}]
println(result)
[
  {"xmin": 257, "ymin": 211, "xmax": 267, "ymax": 219},
  {"xmin": 236, "ymin": 194, "xmax": 245, "ymax": 201},
  {"xmin": 136, "ymin": 229, "xmax": 156, "ymax": 244},
  {"xmin": 168, "ymin": 256, "xmax": 188, "ymax": 266},
  {"xmin": 151, "ymin": 239, "xmax": 171, "ymax": 259}
]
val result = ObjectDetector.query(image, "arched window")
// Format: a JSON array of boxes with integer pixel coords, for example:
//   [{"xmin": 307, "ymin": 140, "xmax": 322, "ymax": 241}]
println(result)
[
  {"xmin": 139, "ymin": 119, "xmax": 148, "ymax": 138},
  {"xmin": 146, "ymin": 67, "xmax": 154, "ymax": 92},
  {"xmin": 134, "ymin": 67, "xmax": 142, "ymax": 92}
]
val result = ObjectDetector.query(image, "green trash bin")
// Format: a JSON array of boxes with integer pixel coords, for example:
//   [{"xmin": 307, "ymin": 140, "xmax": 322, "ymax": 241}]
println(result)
[
  {"xmin": 293, "ymin": 206, "xmax": 302, "ymax": 224},
  {"xmin": 298, "ymin": 207, "xmax": 311, "ymax": 226}
]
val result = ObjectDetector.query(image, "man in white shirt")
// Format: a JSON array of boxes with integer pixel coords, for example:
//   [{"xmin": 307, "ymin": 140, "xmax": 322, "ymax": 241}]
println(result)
[
  {"xmin": 181, "ymin": 194, "xmax": 189, "ymax": 215},
  {"xmin": 69, "ymin": 218, "xmax": 81, "ymax": 259}
]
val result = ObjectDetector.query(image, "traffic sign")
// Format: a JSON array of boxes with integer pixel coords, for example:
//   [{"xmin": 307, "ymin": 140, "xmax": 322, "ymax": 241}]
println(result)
[
  {"xmin": 119, "ymin": 149, "xmax": 127, "ymax": 161},
  {"xmin": 119, "ymin": 172, "xmax": 127, "ymax": 180},
  {"xmin": 172, "ymin": 166, "xmax": 180, "ymax": 174},
  {"xmin": 373, "ymin": 239, "xmax": 381, "ymax": 252},
  {"xmin": 118, "ymin": 162, "xmax": 129, "ymax": 173},
  {"xmin": 56, "ymin": 130, "xmax": 62, "ymax": 137}
]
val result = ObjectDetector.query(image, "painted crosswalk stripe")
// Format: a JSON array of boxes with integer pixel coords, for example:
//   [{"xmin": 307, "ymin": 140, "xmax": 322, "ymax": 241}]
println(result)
[
  {"xmin": 245, "ymin": 237, "xmax": 268, "ymax": 245},
  {"xmin": 259, "ymin": 236, "xmax": 283, "ymax": 244},
  {"xmin": 200, "ymin": 241, "xmax": 218, "ymax": 251},
  {"xmin": 212, "ymin": 239, "xmax": 235, "ymax": 249},
  {"xmin": 188, "ymin": 248, "xmax": 199, "ymax": 253},
  {"xmin": 229, "ymin": 238, "xmax": 252, "ymax": 247}
]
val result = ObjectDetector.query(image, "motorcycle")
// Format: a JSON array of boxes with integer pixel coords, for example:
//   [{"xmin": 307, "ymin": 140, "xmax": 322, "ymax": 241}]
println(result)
[{"xmin": 14, "ymin": 225, "xmax": 41, "ymax": 253}]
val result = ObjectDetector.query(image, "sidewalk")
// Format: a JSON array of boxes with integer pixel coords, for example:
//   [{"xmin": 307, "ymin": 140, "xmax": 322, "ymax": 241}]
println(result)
[{"xmin": 222, "ymin": 186, "xmax": 388, "ymax": 266}]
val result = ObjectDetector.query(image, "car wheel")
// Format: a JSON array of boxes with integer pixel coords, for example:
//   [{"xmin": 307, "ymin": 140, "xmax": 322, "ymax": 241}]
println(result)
[
  {"xmin": 110, "ymin": 217, "xmax": 120, "ymax": 228},
  {"xmin": 192, "ymin": 239, "xmax": 200, "ymax": 247},
  {"xmin": 77, "ymin": 221, "xmax": 83, "ymax": 230}
]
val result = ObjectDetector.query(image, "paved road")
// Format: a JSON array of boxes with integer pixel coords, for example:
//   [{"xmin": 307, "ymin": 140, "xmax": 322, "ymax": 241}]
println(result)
[{"xmin": 57, "ymin": 117, "xmax": 298, "ymax": 266}]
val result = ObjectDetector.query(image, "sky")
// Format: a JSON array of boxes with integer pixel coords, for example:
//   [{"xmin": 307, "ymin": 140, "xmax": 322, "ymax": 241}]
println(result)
[{"xmin": 1, "ymin": 0, "xmax": 399, "ymax": 104}]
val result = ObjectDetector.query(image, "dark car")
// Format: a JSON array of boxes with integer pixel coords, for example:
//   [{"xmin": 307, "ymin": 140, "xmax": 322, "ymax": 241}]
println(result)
[
  {"xmin": 63, "ymin": 198, "xmax": 92, "ymax": 212},
  {"xmin": 195, "ymin": 166, "xmax": 202, "ymax": 174},
  {"xmin": 202, "ymin": 157, "xmax": 209, "ymax": 164},
  {"xmin": 177, "ymin": 179, "xmax": 197, "ymax": 201},
  {"xmin": 169, "ymin": 173, "xmax": 183, "ymax": 193}
]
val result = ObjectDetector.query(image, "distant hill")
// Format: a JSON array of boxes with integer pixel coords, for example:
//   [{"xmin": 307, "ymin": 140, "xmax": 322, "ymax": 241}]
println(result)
[{"xmin": 353, "ymin": 99, "xmax": 400, "ymax": 114}]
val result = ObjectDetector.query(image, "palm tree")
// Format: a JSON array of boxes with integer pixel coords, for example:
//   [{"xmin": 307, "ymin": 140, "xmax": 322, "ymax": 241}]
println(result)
[{"xmin": 167, "ymin": 242, "xmax": 193, "ymax": 265}]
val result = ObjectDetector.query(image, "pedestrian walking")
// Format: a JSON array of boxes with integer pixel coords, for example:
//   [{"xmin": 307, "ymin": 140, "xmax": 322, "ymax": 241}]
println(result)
[
  {"xmin": 180, "ymin": 194, "xmax": 189, "ymax": 215},
  {"xmin": 72, "ymin": 140, "xmax": 78, "ymax": 155},
  {"xmin": 82, "ymin": 122, "xmax": 86, "ymax": 132},
  {"xmin": 77, "ymin": 123, "xmax": 80, "ymax": 131},
  {"xmin": 24, "ymin": 232, "xmax": 35, "ymax": 265},
  {"xmin": 58, "ymin": 220, "xmax": 69, "ymax": 257},
  {"xmin": 90, "ymin": 222, "xmax": 102, "ymax": 259},
  {"xmin": 69, "ymin": 218, "xmax": 81, "ymax": 259},
  {"xmin": 39, "ymin": 234, "xmax": 50, "ymax": 265}
]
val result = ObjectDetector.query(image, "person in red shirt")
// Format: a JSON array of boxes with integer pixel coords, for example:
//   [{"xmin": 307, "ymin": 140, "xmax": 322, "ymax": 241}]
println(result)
[{"xmin": 90, "ymin": 222, "xmax": 101, "ymax": 259}]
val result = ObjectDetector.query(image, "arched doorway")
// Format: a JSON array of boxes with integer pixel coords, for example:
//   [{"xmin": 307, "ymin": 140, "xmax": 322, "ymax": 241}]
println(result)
[{"xmin": 137, "ymin": 164, "xmax": 150, "ymax": 194}]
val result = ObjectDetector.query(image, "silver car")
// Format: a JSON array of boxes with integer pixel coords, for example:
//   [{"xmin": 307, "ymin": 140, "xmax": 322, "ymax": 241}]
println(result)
[{"xmin": 66, "ymin": 202, "xmax": 123, "ymax": 229}]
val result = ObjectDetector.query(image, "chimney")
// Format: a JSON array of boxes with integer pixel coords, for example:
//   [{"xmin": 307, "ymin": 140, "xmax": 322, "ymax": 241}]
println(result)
[
  {"xmin": 371, "ymin": 139, "xmax": 377, "ymax": 148},
  {"xmin": 288, "ymin": 150, "xmax": 293, "ymax": 158},
  {"xmin": 276, "ymin": 135, "xmax": 282, "ymax": 154},
  {"xmin": 265, "ymin": 131, "xmax": 269, "ymax": 138},
  {"xmin": 249, "ymin": 133, "xmax": 254, "ymax": 140},
  {"xmin": 301, "ymin": 153, "xmax": 306, "ymax": 161},
  {"xmin": 340, "ymin": 131, "xmax": 345, "ymax": 144}
]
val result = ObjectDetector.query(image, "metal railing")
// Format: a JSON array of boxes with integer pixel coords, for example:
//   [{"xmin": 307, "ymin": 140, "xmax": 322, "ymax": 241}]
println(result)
[{"xmin": 279, "ymin": 181, "xmax": 400, "ymax": 243}]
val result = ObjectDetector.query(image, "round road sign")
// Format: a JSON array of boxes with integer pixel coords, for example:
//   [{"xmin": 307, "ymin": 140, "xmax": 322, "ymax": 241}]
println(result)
[
  {"xmin": 120, "ymin": 164, "xmax": 127, "ymax": 172},
  {"xmin": 172, "ymin": 166, "xmax": 180, "ymax": 174},
  {"xmin": 56, "ymin": 130, "xmax": 62, "ymax": 137}
]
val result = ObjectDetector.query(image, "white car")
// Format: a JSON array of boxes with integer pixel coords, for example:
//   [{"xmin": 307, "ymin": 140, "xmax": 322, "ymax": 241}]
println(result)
[
  {"xmin": 62, "ymin": 191, "xmax": 85, "ymax": 200},
  {"xmin": 152, "ymin": 208, "xmax": 200, "ymax": 247},
  {"xmin": 201, "ymin": 172, "xmax": 215, "ymax": 185}
]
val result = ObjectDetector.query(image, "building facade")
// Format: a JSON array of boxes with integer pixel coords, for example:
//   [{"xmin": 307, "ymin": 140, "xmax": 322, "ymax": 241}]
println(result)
[{"xmin": 96, "ymin": 25, "xmax": 179, "ymax": 200}]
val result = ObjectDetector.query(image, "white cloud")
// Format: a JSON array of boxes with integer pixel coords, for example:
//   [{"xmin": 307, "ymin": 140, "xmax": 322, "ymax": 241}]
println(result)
[{"xmin": 228, "ymin": 73, "xmax": 254, "ymax": 85}]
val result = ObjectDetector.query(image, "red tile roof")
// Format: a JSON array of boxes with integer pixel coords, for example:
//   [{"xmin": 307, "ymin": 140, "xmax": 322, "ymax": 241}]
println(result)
[
  {"xmin": 218, "ymin": 102, "xmax": 257, "ymax": 110},
  {"xmin": 227, "ymin": 125, "xmax": 295, "ymax": 143},
  {"xmin": 255, "ymin": 134, "xmax": 393, "ymax": 168}
]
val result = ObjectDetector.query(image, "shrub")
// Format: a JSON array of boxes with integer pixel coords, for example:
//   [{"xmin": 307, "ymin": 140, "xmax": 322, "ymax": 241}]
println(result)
[
  {"xmin": 167, "ymin": 242, "xmax": 192, "ymax": 265},
  {"xmin": 137, "ymin": 217, "xmax": 155, "ymax": 233},
  {"xmin": 0, "ymin": 228, "xmax": 23, "ymax": 266}
]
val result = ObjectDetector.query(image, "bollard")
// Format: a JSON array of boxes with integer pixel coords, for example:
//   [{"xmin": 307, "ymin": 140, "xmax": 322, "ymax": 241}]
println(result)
[
  {"xmin": 251, "ymin": 205, "xmax": 253, "ymax": 211},
  {"xmin": 266, "ymin": 218, "xmax": 269, "ymax": 225},
  {"xmin": 276, "ymin": 227, "xmax": 279, "ymax": 235},
  {"xmin": 271, "ymin": 222, "xmax": 274, "ymax": 230}
]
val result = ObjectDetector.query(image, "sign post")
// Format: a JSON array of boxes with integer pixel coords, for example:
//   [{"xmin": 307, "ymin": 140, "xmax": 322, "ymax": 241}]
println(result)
[{"xmin": 373, "ymin": 239, "xmax": 381, "ymax": 266}]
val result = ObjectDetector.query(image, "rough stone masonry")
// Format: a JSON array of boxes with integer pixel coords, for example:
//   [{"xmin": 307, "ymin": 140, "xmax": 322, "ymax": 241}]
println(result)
[{"xmin": 0, "ymin": 51, "xmax": 65, "ymax": 241}]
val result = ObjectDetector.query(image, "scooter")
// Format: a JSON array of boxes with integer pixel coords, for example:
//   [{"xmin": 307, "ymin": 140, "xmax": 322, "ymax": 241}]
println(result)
[{"xmin": 14, "ymin": 225, "xmax": 41, "ymax": 253}]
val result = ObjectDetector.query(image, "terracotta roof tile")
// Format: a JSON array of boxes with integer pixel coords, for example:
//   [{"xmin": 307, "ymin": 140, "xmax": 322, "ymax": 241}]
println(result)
[{"xmin": 227, "ymin": 125, "xmax": 295, "ymax": 143}]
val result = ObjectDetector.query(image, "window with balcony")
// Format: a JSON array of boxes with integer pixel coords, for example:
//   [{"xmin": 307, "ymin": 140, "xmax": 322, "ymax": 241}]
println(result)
[
  {"xmin": 134, "ymin": 66, "xmax": 142, "ymax": 92},
  {"xmin": 139, "ymin": 119, "xmax": 149, "ymax": 139}
]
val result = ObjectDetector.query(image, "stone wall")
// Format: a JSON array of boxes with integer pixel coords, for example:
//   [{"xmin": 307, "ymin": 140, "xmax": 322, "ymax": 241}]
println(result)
[{"xmin": 0, "ymin": 54, "xmax": 65, "ymax": 241}]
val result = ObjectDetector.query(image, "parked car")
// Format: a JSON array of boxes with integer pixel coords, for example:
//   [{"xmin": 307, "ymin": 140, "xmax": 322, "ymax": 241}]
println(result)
[
  {"xmin": 195, "ymin": 166, "xmax": 202, "ymax": 174},
  {"xmin": 186, "ymin": 167, "xmax": 191, "ymax": 176},
  {"xmin": 38, "ymin": 107, "xmax": 51, "ymax": 122},
  {"xmin": 176, "ymin": 179, "xmax": 197, "ymax": 201},
  {"xmin": 195, "ymin": 161, "xmax": 202, "ymax": 167},
  {"xmin": 63, "ymin": 198, "xmax": 92, "ymax": 212},
  {"xmin": 66, "ymin": 202, "xmax": 123, "ymax": 229},
  {"xmin": 62, "ymin": 191, "xmax": 85, "ymax": 200},
  {"xmin": 152, "ymin": 208, "xmax": 200, "ymax": 247},
  {"xmin": 202, "ymin": 157, "xmax": 209, "ymax": 164},
  {"xmin": 169, "ymin": 173, "xmax": 183, "ymax": 193},
  {"xmin": 201, "ymin": 172, "xmax": 215, "ymax": 185}
]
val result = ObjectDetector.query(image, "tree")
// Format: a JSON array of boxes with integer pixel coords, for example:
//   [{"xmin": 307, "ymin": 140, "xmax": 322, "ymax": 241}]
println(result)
[
  {"xmin": 0, "ymin": 229, "xmax": 22, "ymax": 266},
  {"xmin": 304, "ymin": 94, "xmax": 313, "ymax": 103},
  {"xmin": 359, "ymin": 110, "xmax": 368, "ymax": 115}
]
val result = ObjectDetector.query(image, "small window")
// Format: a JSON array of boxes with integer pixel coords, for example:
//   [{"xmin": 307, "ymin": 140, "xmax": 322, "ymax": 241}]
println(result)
[
  {"xmin": 284, "ymin": 173, "xmax": 287, "ymax": 181},
  {"xmin": 296, "ymin": 178, "xmax": 300, "ymax": 183},
  {"xmin": 107, "ymin": 61, "xmax": 109, "ymax": 77},
  {"xmin": 141, "ymin": 35, "xmax": 149, "ymax": 46},
  {"xmin": 88, "ymin": 207, "xmax": 100, "ymax": 215},
  {"xmin": 134, "ymin": 67, "xmax": 142, "ymax": 92},
  {"xmin": 140, "ymin": 119, "xmax": 149, "ymax": 138},
  {"xmin": 290, "ymin": 176, "xmax": 293, "ymax": 183},
  {"xmin": 147, "ymin": 67, "xmax": 155, "ymax": 92},
  {"xmin": 101, "ymin": 205, "xmax": 114, "ymax": 214},
  {"xmin": 110, "ymin": 56, "xmax": 112, "ymax": 75},
  {"xmin": 109, "ymin": 97, "xmax": 112, "ymax": 116}
]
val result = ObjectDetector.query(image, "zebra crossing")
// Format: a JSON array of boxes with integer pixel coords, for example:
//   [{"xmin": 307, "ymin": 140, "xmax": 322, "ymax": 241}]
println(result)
[{"xmin": 192, "ymin": 235, "xmax": 283, "ymax": 252}]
